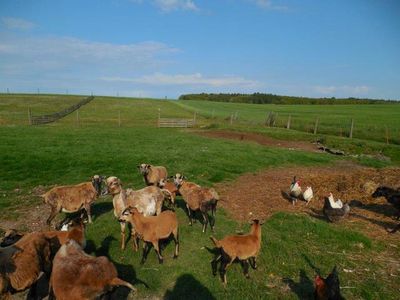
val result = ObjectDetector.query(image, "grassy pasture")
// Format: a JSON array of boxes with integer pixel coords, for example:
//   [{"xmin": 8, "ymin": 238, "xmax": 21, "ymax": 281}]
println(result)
[
  {"xmin": 176, "ymin": 100, "xmax": 400, "ymax": 145},
  {"xmin": 0, "ymin": 95, "xmax": 399, "ymax": 299}
]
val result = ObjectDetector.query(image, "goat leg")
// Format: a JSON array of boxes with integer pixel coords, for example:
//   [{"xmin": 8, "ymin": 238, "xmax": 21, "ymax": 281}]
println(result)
[
  {"xmin": 186, "ymin": 205, "xmax": 193, "ymax": 226},
  {"xmin": 211, "ymin": 254, "xmax": 221, "ymax": 276},
  {"xmin": 241, "ymin": 260, "xmax": 250, "ymax": 279},
  {"xmin": 120, "ymin": 222, "xmax": 126, "ymax": 250},
  {"xmin": 84, "ymin": 204, "xmax": 93, "ymax": 223},
  {"xmin": 202, "ymin": 212, "xmax": 209, "ymax": 233},
  {"xmin": 141, "ymin": 242, "xmax": 151, "ymax": 265},
  {"xmin": 46, "ymin": 206, "xmax": 59, "ymax": 226},
  {"xmin": 173, "ymin": 229, "xmax": 179, "ymax": 259},
  {"xmin": 153, "ymin": 241, "xmax": 164, "ymax": 264},
  {"xmin": 249, "ymin": 257, "xmax": 257, "ymax": 269}
]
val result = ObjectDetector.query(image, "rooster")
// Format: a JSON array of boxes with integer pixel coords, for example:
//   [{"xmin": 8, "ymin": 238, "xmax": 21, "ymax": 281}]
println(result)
[
  {"xmin": 289, "ymin": 176, "xmax": 302, "ymax": 205},
  {"xmin": 314, "ymin": 266, "xmax": 345, "ymax": 300},
  {"xmin": 323, "ymin": 194, "xmax": 350, "ymax": 222},
  {"xmin": 303, "ymin": 186, "xmax": 314, "ymax": 205}
]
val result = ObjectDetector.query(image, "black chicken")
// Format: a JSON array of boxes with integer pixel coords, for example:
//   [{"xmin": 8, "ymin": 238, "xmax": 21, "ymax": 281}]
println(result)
[
  {"xmin": 372, "ymin": 186, "xmax": 400, "ymax": 233},
  {"xmin": 314, "ymin": 266, "xmax": 345, "ymax": 300},
  {"xmin": 323, "ymin": 197, "xmax": 350, "ymax": 222}
]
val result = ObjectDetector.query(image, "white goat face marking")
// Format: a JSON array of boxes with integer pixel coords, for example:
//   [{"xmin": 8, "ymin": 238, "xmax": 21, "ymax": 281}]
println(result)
[{"xmin": 139, "ymin": 164, "xmax": 150, "ymax": 175}]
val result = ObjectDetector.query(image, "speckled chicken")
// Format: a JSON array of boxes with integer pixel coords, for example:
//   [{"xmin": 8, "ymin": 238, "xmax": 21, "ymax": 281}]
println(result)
[{"xmin": 323, "ymin": 194, "xmax": 350, "ymax": 222}]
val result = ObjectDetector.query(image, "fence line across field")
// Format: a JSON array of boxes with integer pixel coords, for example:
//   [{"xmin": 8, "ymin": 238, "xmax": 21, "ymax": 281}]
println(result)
[{"xmin": 29, "ymin": 96, "xmax": 94, "ymax": 125}]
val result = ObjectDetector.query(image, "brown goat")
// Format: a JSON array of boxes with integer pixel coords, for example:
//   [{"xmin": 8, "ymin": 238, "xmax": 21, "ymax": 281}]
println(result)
[
  {"xmin": 158, "ymin": 178, "xmax": 178, "ymax": 205},
  {"xmin": 42, "ymin": 175, "xmax": 104, "ymax": 226},
  {"xmin": 210, "ymin": 220, "xmax": 263, "ymax": 285},
  {"xmin": 173, "ymin": 174, "xmax": 218, "ymax": 233},
  {"xmin": 0, "ymin": 219, "xmax": 86, "ymax": 299},
  {"xmin": 0, "ymin": 232, "xmax": 52, "ymax": 299},
  {"xmin": 138, "ymin": 163, "xmax": 168, "ymax": 186},
  {"xmin": 49, "ymin": 239, "xmax": 136, "ymax": 300},
  {"xmin": 106, "ymin": 176, "xmax": 169, "ymax": 251},
  {"xmin": 118, "ymin": 207, "xmax": 179, "ymax": 264}
]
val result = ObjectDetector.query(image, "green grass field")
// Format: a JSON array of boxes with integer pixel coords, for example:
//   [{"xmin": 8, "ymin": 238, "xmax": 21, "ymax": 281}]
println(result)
[
  {"xmin": 0, "ymin": 94, "xmax": 399, "ymax": 299},
  {"xmin": 176, "ymin": 100, "xmax": 400, "ymax": 145}
]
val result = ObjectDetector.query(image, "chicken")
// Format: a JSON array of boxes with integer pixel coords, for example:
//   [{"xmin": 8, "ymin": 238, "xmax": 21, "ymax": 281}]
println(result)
[
  {"xmin": 303, "ymin": 186, "xmax": 314, "ymax": 205},
  {"xmin": 289, "ymin": 176, "xmax": 302, "ymax": 205},
  {"xmin": 323, "ymin": 195, "xmax": 350, "ymax": 222},
  {"xmin": 328, "ymin": 193, "xmax": 343, "ymax": 209},
  {"xmin": 314, "ymin": 266, "xmax": 344, "ymax": 300}
]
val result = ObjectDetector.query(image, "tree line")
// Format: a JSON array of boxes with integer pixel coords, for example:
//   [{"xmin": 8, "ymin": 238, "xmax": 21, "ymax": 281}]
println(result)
[{"xmin": 178, "ymin": 93, "xmax": 398, "ymax": 105}]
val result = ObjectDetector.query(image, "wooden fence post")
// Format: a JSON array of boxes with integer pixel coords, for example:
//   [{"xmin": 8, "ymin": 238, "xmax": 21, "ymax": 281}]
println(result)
[
  {"xmin": 76, "ymin": 110, "xmax": 80, "ymax": 127},
  {"xmin": 211, "ymin": 109, "xmax": 215, "ymax": 119},
  {"xmin": 286, "ymin": 115, "xmax": 291, "ymax": 129},
  {"xmin": 28, "ymin": 107, "xmax": 32, "ymax": 125},
  {"xmin": 349, "ymin": 118, "xmax": 354, "ymax": 138},
  {"xmin": 385, "ymin": 126, "xmax": 389, "ymax": 144},
  {"xmin": 193, "ymin": 111, "xmax": 197, "ymax": 125},
  {"xmin": 265, "ymin": 112, "xmax": 271, "ymax": 126},
  {"xmin": 118, "ymin": 111, "xmax": 121, "ymax": 128},
  {"xmin": 234, "ymin": 111, "xmax": 238, "ymax": 120},
  {"xmin": 273, "ymin": 113, "xmax": 277, "ymax": 127},
  {"xmin": 158, "ymin": 108, "xmax": 161, "ymax": 127},
  {"xmin": 313, "ymin": 117, "xmax": 319, "ymax": 135},
  {"xmin": 230, "ymin": 114, "xmax": 233, "ymax": 125}
]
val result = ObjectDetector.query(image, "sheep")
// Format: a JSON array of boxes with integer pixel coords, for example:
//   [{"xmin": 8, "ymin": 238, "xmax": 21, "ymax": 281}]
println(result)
[
  {"xmin": 118, "ymin": 206, "xmax": 179, "ymax": 264},
  {"xmin": 49, "ymin": 239, "xmax": 136, "ymax": 300},
  {"xmin": 41, "ymin": 175, "xmax": 105, "ymax": 226},
  {"xmin": 173, "ymin": 173, "xmax": 219, "ymax": 233},
  {"xmin": 105, "ymin": 176, "xmax": 169, "ymax": 250},
  {"xmin": 138, "ymin": 163, "xmax": 168, "ymax": 186},
  {"xmin": 209, "ymin": 219, "xmax": 263, "ymax": 286},
  {"xmin": 0, "ymin": 232, "xmax": 52, "ymax": 300}
]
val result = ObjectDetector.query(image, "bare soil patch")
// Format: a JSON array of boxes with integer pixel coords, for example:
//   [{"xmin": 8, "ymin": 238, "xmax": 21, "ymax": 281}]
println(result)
[
  {"xmin": 215, "ymin": 161, "xmax": 400, "ymax": 241},
  {"xmin": 196, "ymin": 130, "xmax": 320, "ymax": 153}
]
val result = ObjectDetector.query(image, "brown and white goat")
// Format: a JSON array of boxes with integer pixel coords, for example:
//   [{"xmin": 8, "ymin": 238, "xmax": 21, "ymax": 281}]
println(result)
[
  {"xmin": 0, "ymin": 219, "xmax": 86, "ymax": 299},
  {"xmin": 0, "ymin": 232, "xmax": 52, "ymax": 300},
  {"xmin": 118, "ymin": 207, "xmax": 179, "ymax": 264},
  {"xmin": 49, "ymin": 239, "xmax": 136, "ymax": 300},
  {"xmin": 138, "ymin": 163, "xmax": 168, "ymax": 186},
  {"xmin": 41, "ymin": 175, "xmax": 104, "ymax": 226},
  {"xmin": 105, "ymin": 176, "xmax": 169, "ymax": 250},
  {"xmin": 210, "ymin": 220, "xmax": 263, "ymax": 286},
  {"xmin": 173, "ymin": 173, "xmax": 219, "ymax": 233}
]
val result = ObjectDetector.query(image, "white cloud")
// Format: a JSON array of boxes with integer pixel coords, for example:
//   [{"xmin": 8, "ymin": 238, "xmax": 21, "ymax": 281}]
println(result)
[
  {"xmin": 313, "ymin": 85, "xmax": 370, "ymax": 96},
  {"xmin": 1, "ymin": 17, "xmax": 36, "ymax": 30},
  {"xmin": 0, "ymin": 35, "xmax": 179, "ymax": 77},
  {"xmin": 130, "ymin": 0, "xmax": 198, "ymax": 12},
  {"xmin": 101, "ymin": 73, "xmax": 260, "ymax": 88},
  {"xmin": 247, "ymin": 0, "xmax": 287, "ymax": 10}
]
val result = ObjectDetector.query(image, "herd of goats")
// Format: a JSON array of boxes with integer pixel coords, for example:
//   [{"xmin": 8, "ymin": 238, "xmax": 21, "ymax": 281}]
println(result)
[{"xmin": 1, "ymin": 163, "xmax": 399, "ymax": 300}]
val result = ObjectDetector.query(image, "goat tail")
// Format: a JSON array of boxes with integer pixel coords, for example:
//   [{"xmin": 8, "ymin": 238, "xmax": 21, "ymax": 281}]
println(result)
[
  {"xmin": 209, "ymin": 236, "xmax": 221, "ymax": 248},
  {"xmin": 109, "ymin": 277, "xmax": 137, "ymax": 293}
]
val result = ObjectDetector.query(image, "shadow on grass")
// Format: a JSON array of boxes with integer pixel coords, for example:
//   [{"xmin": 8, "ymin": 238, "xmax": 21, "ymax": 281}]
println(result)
[
  {"xmin": 283, "ymin": 269, "xmax": 314, "ymax": 300},
  {"xmin": 91, "ymin": 201, "xmax": 113, "ymax": 219},
  {"xmin": 350, "ymin": 212, "xmax": 398, "ymax": 232},
  {"xmin": 354, "ymin": 203, "xmax": 397, "ymax": 219},
  {"xmin": 89, "ymin": 235, "xmax": 149, "ymax": 299},
  {"xmin": 282, "ymin": 254, "xmax": 320, "ymax": 299},
  {"xmin": 164, "ymin": 273, "xmax": 216, "ymax": 300}
]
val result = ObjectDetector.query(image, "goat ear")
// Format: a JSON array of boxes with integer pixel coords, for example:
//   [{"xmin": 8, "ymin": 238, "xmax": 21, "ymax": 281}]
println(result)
[{"xmin": 147, "ymin": 164, "xmax": 151, "ymax": 169}]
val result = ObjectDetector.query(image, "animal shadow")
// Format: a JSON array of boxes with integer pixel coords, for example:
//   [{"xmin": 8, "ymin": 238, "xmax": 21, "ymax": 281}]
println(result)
[
  {"xmin": 164, "ymin": 273, "xmax": 216, "ymax": 300},
  {"xmin": 283, "ymin": 269, "xmax": 314, "ymax": 300},
  {"xmin": 91, "ymin": 201, "xmax": 114, "ymax": 219}
]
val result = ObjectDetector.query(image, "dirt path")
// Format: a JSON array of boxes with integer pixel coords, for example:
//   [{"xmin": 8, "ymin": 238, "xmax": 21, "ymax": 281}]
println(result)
[
  {"xmin": 215, "ymin": 161, "xmax": 400, "ymax": 241},
  {"xmin": 195, "ymin": 130, "xmax": 321, "ymax": 153}
]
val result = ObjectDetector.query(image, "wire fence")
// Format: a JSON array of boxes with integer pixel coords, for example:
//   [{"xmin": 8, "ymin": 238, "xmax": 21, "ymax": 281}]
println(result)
[{"xmin": 30, "ymin": 96, "xmax": 94, "ymax": 125}]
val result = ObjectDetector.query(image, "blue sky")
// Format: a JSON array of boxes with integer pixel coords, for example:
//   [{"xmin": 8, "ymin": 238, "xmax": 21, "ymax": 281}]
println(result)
[{"xmin": 0, "ymin": 0, "xmax": 399, "ymax": 99}]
